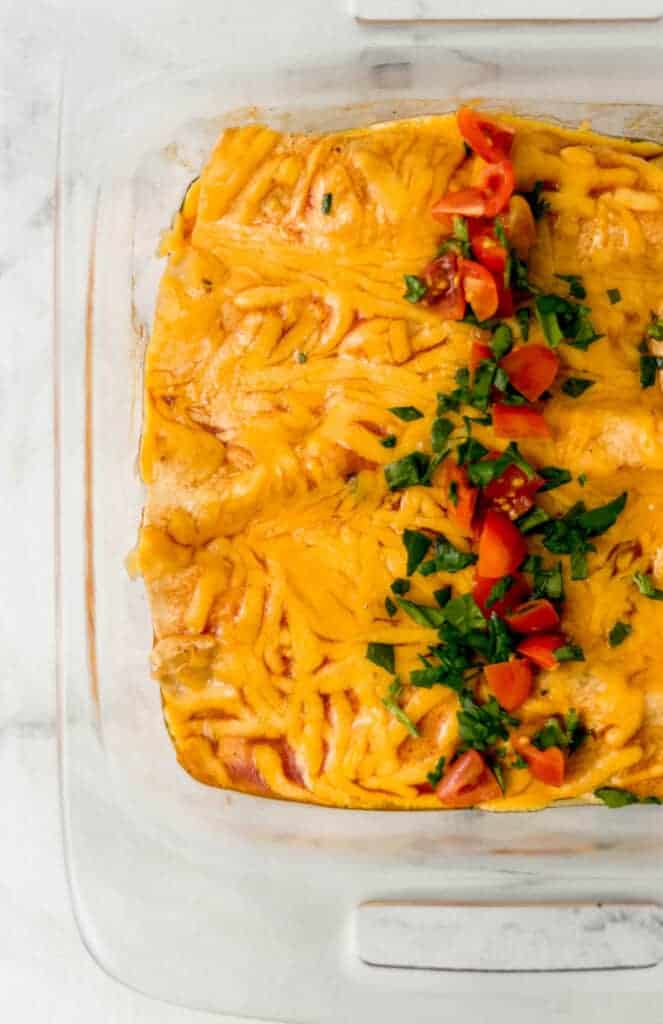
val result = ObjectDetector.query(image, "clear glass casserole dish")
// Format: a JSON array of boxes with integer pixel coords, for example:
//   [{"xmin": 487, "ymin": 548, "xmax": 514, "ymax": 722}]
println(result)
[{"xmin": 55, "ymin": 4, "xmax": 663, "ymax": 1018}]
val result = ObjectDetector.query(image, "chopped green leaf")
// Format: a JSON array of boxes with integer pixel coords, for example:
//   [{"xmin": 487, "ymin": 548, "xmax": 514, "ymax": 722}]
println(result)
[
  {"xmin": 487, "ymin": 612, "xmax": 515, "ymax": 664},
  {"xmin": 564, "ymin": 708, "xmax": 588, "ymax": 754},
  {"xmin": 608, "ymin": 621, "xmax": 632, "ymax": 647},
  {"xmin": 513, "ymin": 754, "xmax": 528, "ymax": 769},
  {"xmin": 466, "ymin": 441, "xmax": 535, "ymax": 487},
  {"xmin": 321, "ymin": 192, "xmax": 333, "ymax": 215},
  {"xmin": 522, "ymin": 555, "xmax": 565, "ymax": 601},
  {"xmin": 556, "ymin": 273, "xmax": 586, "ymax": 300},
  {"xmin": 535, "ymin": 293, "xmax": 602, "ymax": 350},
  {"xmin": 607, "ymin": 288, "xmax": 621, "ymax": 304},
  {"xmin": 491, "ymin": 324, "xmax": 513, "ymax": 360},
  {"xmin": 391, "ymin": 578, "xmax": 410, "ymax": 596},
  {"xmin": 457, "ymin": 437, "xmax": 489, "ymax": 466},
  {"xmin": 431, "ymin": 417, "xmax": 454, "ymax": 453},
  {"xmin": 578, "ymin": 473, "xmax": 587, "ymax": 487},
  {"xmin": 533, "ymin": 709, "xmax": 586, "ymax": 753},
  {"xmin": 640, "ymin": 354, "xmax": 663, "ymax": 388},
  {"xmin": 647, "ymin": 313, "xmax": 663, "ymax": 340},
  {"xmin": 419, "ymin": 538, "xmax": 478, "ymax": 576},
  {"xmin": 426, "ymin": 755, "xmax": 446, "ymax": 787},
  {"xmin": 397, "ymin": 598, "xmax": 446, "ymax": 629},
  {"xmin": 493, "ymin": 366, "xmax": 510, "ymax": 392},
  {"xmin": 433, "ymin": 586, "xmax": 452, "ymax": 607},
  {"xmin": 516, "ymin": 506, "xmax": 552, "ymax": 534},
  {"xmin": 380, "ymin": 434, "xmax": 397, "ymax": 448},
  {"xmin": 389, "ymin": 405, "xmax": 424, "ymax": 421},
  {"xmin": 523, "ymin": 180, "xmax": 550, "ymax": 220},
  {"xmin": 448, "ymin": 480, "xmax": 459, "ymax": 506},
  {"xmin": 594, "ymin": 787, "xmax": 640, "ymax": 808},
  {"xmin": 562, "ymin": 377, "xmax": 594, "ymax": 398},
  {"xmin": 366, "ymin": 642, "xmax": 395, "ymax": 673},
  {"xmin": 443, "ymin": 594, "xmax": 486, "ymax": 635},
  {"xmin": 516, "ymin": 307, "xmax": 531, "ymax": 340},
  {"xmin": 403, "ymin": 529, "xmax": 432, "ymax": 575},
  {"xmin": 486, "ymin": 575, "xmax": 515, "ymax": 609},
  {"xmin": 457, "ymin": 694, "xmax": 519, "ymax": 752},
  {"xmin": 295, "ymin": 350, "xmax": 308, "ymax": 364},
  {"xmin": 382, "ymin": 677, "xmax": 419, "ymax": 736},
  {"xmin": 539, "ymin": 466, "xmax": 573, "ymax": 492},
  {"xmin": 385, "ymin": 596, "xmax": 397, "ymax": 617},
  {"xmin": 633, "ymin": 571, "xmax": 663, "ymax": 601},
  {"xmin": 554, "ymin": 643, "xmax": 585, "ymax": 663},
  {"xmin": 384, "ymin": 452, "xmax": 431, "ymax": 490},
  {"xmin": 472, "ymin": 359, "xmax": 497, "ymax": 411},
  {"xmin": 575, "ymin": 491, "xmax": 628, "ymax": 537},
  {"xmin": 403, "ymin": 274, "xmax": 428, "ymax": 304}
]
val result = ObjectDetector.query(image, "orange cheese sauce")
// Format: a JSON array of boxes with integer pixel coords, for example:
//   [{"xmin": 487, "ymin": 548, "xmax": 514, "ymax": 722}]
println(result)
[{"xmin": 135, "ymin": 113, "xmax": 663, "ymax": 809}]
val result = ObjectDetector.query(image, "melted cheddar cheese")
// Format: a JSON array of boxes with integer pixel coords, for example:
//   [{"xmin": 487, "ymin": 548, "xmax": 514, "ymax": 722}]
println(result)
[{"xmin": 136, "ymin": 112, "xmax": 663, "ymax": 809}]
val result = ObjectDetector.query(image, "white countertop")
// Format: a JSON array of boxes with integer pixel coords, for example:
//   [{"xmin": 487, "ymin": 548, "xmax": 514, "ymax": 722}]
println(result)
[{"xmin": 4, "ymin": 2, "xmax": 663, "ymax": 1020}]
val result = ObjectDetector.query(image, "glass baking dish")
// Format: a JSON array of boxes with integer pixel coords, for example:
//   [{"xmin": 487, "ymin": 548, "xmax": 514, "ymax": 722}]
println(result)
[{"xmin": 55, "ymin": 4, "xmax": 663, "ymax": 1018}]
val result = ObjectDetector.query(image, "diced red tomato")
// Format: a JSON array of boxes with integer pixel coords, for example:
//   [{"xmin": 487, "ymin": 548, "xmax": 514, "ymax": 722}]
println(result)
[
  {"xmin": 472, "ymin": 572, "xmax": 530, "ymax": 618},
  {"xmin": 477, "ymin": 508, "xmax": 528, "ymax": 577},
  {"xmin": 495, "ymin": 275, "xmax": 514, "ymax": 317},
  {"xmin": 506, "ymin": 599, "xmax": 560, "ymax": 634},
  {"xmin": 442, "ymin": 460, "xmax": 478, "ymax": 534},
  {"xmin": 457, "ymin": 107, "xmax": 514, "ymax": 164},
  {"xmin": 482, "ymin": 457, "xmax": 544, "ymax": 520},
  {"xmin": 460, "ymin": 260, "xmax": 499, "ymax": 321},
  {"xmin": 470, "ymin": 340, "xmax": 493, "ymax": 374},
  {"xmin": 436, "ymin": 749, "xmax": 502, "ymax": 807},
  {"xmin": 432, "ymin": 161, "xmax": 515, "ymax": 221},
  {"xmin": 485, "ymin": 659, "xmax": 533, "ymax": 712},
  {"xmin": 423, "ymin": 251, "xmax": 467, "ymax": 320},
  {"xmin": 500, "ymin": 345, "xmax": 560, "ymax": 402},
  {"xmin": 503, "ymin": 195, "xmax": 537, "ymax": 260},
  {"xmin": 515, "ymin": 737, "xmax": 565, "ymax": 787},
  {"xmin": 469, "ymin": 219, "xmax": 507, "ymax": 274},
  {"xmin": 493, "ymin": 403, "xmax": 552, "ymax": 439},
  {"xmin": 517, "ymin": 633, "xmax": 565, "ymax": 669}
]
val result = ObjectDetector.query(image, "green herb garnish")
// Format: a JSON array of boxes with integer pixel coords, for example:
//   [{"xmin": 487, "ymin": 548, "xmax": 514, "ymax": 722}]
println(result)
[
  {"xmin": 633, "ymin": 571, "xmax": 663, "ymax": 601},
  {"xmin": 403, "ymin": 274, "xmax": 428, "ymax": 304},
  {"xmin": 516, "ymin": 307, "xmax": 531, "ymax": 340},
  {"xmin": 384, "ymin": 452, "xmax": 431, "ymax": 490},
  {"xmin": 385, "ymin": 596, "xmax": 397, "ymax": 617},
  {"xmin": 443, "ymin": 594, "xmax": 486, "ymax": 635},
  {"xmin": 389, "ymin": 405, "xmax": 424, "ymax": 421},
  {"xmin": 533, "ymin": 708, "xmax": 586, "ymax": 753},
  {"xmin": 295, "ymin": 351, "xmax": 308, "ymax": 364},
  {"xmin": 402, "ymin": 529, "xmax": 432, "ymax": 575},
  {"xmin": 397, "ymin": 598, "xmax": 446, "ymax": 629},
  {"xmin": 431, "ymin": 417, "xmax": 454, "ymax": 453},
  {"xmin": 427, "ymin": 755, "xmax": 446, "ymax": 787},
  {"xmin": 640, "ymin": 354, "xmax": 663, "ymax": 388},
  {"xmin": 516, "ymin": 506, "xmax": 552, "ymax": 534},
  {"xmin": 419, "ymin": 538, "xmax": 477, "ymax": 576},
  {"xmin": 538, "ymin": 466, "xmax": 573, "ymax": 492},
  {"xmin": 555, "ymin": 273, "xmax": 586, "ymax": 300},
  {"xmin": 578, "ymin": 473, "xmax": 587, "ymax": 487},
  {"xmin": 433, "ymin": 586, "xmax": 452, "ymax": 607},
  {"xmin": 382, "ymin": 677, "xmax": 419, "ymax": 736},
  {"xmin": 457, "ymin": 695, "xmax": 519, "ymax": 753},
  {"xmin": 391, "ymin": 577, "xmax": 411, "ymax": 596},
  {"xmin": 491, "ymin": 323, "xmax": 513, "ymax": 360},
  {"xmin": 486, "ymin": 575, "xmax": 515, "ymax": 609},
  {"xmin": 608, "ymin": 621, "xmax": 632, "ymax": 647},
  {"xmin": 366, "ymin": 642, "xmax": 395, "ymax": 673},
  {"xmin": 594, "ymin": 787, "xmax": 661, "ymax": 807},
  {"xmin": 321, "ymin": 192, "xmax": 333, "ymax": 215},
  {"xmin": 562, "ymin": 377, "xmax": 594, "ymax": 398},
  {"xmin": 523, "ymin": 180, "xmax": 550, "ymax": 220},
  {"xmin": 607, "ymin": 288, "xmax": 621, "ymax": 304},
  {"xmin": 380, "ymin": 434, "xmax": 397, "ymax": 448},
  {"xmin": 554, "ymin": 643, "xmax": 585, "ymax": 663},
  {"xmin": 535, "ymin": 293, "xmax": 602, "ymax": 350}
]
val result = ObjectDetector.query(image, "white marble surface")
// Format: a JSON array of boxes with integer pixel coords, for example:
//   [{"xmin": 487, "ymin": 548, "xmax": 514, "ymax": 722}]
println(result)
[{"xmin": 4, "ymin": 2, "xmax": 663, "ymax": 1021}]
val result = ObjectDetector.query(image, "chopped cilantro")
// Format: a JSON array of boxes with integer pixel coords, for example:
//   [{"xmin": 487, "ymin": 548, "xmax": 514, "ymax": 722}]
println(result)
[
  {"xmin": 513, "ymin": 754, "xmax": 528, "ymax": 769},
  {"xmin": 555, "ymin": 273, "xmax": 587, "ymax": 300},
  {"xmin": 438, "ymin": 215, "xmax": 472, "ymax": 259},
  {"xmin": 321, "ymin": 192, "xmax": 333, "ymax": 214},
  {"xmin": 640, "ymin": 354, "xmax": 663, "ymax": 388},
  {"xmin": 402, "ymin": 529, "xmax": 432, "ymax": 575},
  {"xmin": 403, "ymin": 274, "xmax": 428, "ymax": 304},
  {"xmin": 419, "ymin": 538, "xmax": 477, "ymax": 576},
  {"xmin": 607, "ymin": 288, "xmax": 621, "ymax": 304},
  {"xmin": 382, "ymin": 677, "xmax": 419, "ymax": 737},
  {"xmin": 516, "ymin": 307, "xmax": 531, "ymax": 340},
  {"xmin": 594, "ymin": 787, "xmax": 661, "ymax": 808},
  {"xmin": 562, "ymin": 377, "xmax": 594, "ymax": 398},
  {"xmin": 385, "ymin": 596, "xmax": 397, "ymax": 617},
  {"xmin": 384, "ymin": 451, "xmax": 431, "ymax": 490},
  {"xmin": 533, "ymin": 708, "xmax": 586, "ymax": 753},
  {"xmin": 486, "ymin": 575, "xmax": 515, "ymax": 609},
  {"xmin": 491, "ymin": 324, "xmax": 513, "ymax": 360},
  {"xmin": 554, "ymin": 643, "xmax": 585, "ymax": 663},
  {"xmin": 391, "ymin": 578, "xmax": 410, "ymax": 596},
  {"xmin": 380, "ymin": 434, "xmax": 397, "ymax": 448},
  {"xmin": 538, "ymin": 466, "xmax": 573, "ymax": 492},
  {"xmin": 431, "ymin": 417, "xmax": 454, "ymax": 453},
  {"xmin": 427, "ymin": 755, "xmax": 446, "ymax": 787},
  {"xmin": 541, "ymin": 492, "xmax": 627, "ymax": 579},
  {"xmin": 472, "ymin": 359, "xmax": 497, "ymax": 411},
  {"xmin": 389, "ymin": 405, "xmax": 424, "ymax": 421},
  {"xmin": 535, "ymin": 293, "xmax": 602, "ymax": 350},
  {"xmin": 523, "ymin": 180, "xmax": 550, "ymax": 220},
  {"xmin": 647, "ymin": 313, "xmax": 663, "ymax": 340},
  {"xmin": 522, "ymin": 555, "xmax": 564, "ymax": 601},
  {"xmin": 578, "ymin": 473, "xmax": 587, "ymax": 487},
  {"xmin": 397, "ymin": 598, "xmax": 446, "ymax": 629},
  {"xmin": 516, "ymin": 506, "xmax": 552, "ymax": 534},
  {"xmin": 487, "ymin": 613, "xmax": 515, "ymax": 664},
  {"xmin": 366, "ymin": 642, "xmax": 395, "ymax": 673},
  {"xmin": 443, "ymin": 593, "xmax": 486, "ymax": 634},
  {"xmin": 457, "ymin": 694, "xmax": 519, "ymax": 753},
  {"xmin": 467, "ymin": 442, "xmax": 534, "ymax": 487},
  {"xmin": 295, "ymin": 350, "xmax": 308, "ymax": 364},
  {"xmin": 433, "ymin": 586, "xmax": 452, "ymax": 607},
  {"xmin": 608, "ymin": 621, "xmax": 632, "ymax": 647},
  {"xmin": 633, "ymin": 571, "xmax": 663, "ymax": 601},
  {"xmin": 457, "ymin": 437, "xmax": 489, "ymax": 466}
]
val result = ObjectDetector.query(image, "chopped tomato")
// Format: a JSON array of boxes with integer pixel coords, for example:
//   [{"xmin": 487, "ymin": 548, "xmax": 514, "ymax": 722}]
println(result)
[
  {"xmin": 503, "ymin": 195, "xmax": 537, "ymax": 260},
  {"xmin": 500, "ymin": 345, "xmax": 560, "ymax": 402},
  {"xmin": 477, "ymin": 508, "xmax": 528, "ymax": 577},
  {"xmin": 517, "ymin": 633, "xmax": 565, "ymax": 669},
  {"xmin": 485, "ymin": 659, "xmax": 533, "ymax": 712},
  {"xmin": 479, "ymin": 161, "xmax": 516, "ymax": 218},
  {"xmin": 515, "ymin": 737, "xmax": 565, "ymax": 787},
  {"xmin": 495, "ymin": 275, "xmax": 514, "ymax": 317},
  {"xmin": 482, "ymin": 458, "xmax": 544, "ymax": 520},
  {"xmin": 470, "ymin": 340, "xmax": 493, "ymax": 374},
  {"xmin": 457, "ymin": 107, "xmax": 514, "ymax": 164},
  {"xmin": 469, "ymin": 219, "xmax": 507, "ymax": 274},
  {"xmin": 442, "ymin": 460, "xmax": 478, "ymax": 534},
  {"xmin": 506, "ymin": 599, "xmax": 560, "ymax": 634},
  {"xmin": 423, "ymin": 251, "xmax": 467, "ymax": 320},
  {"xmin": 472, "ymin": 572, "xmax": 530, "ymax": 618},
  {"xmin": 493, "ymin": 403, "xmax": 552, "ymax": 439},
  {"xmin": 460, "ymin": 260, "xmax": 499, "ymax": 321},
  {"xmin": 436, "ymin": 750, "xmax": 501, "ymax": 807},
  {"xmin": 432, "ymin": 161, "xmax": 515, "ymax": 221}
]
